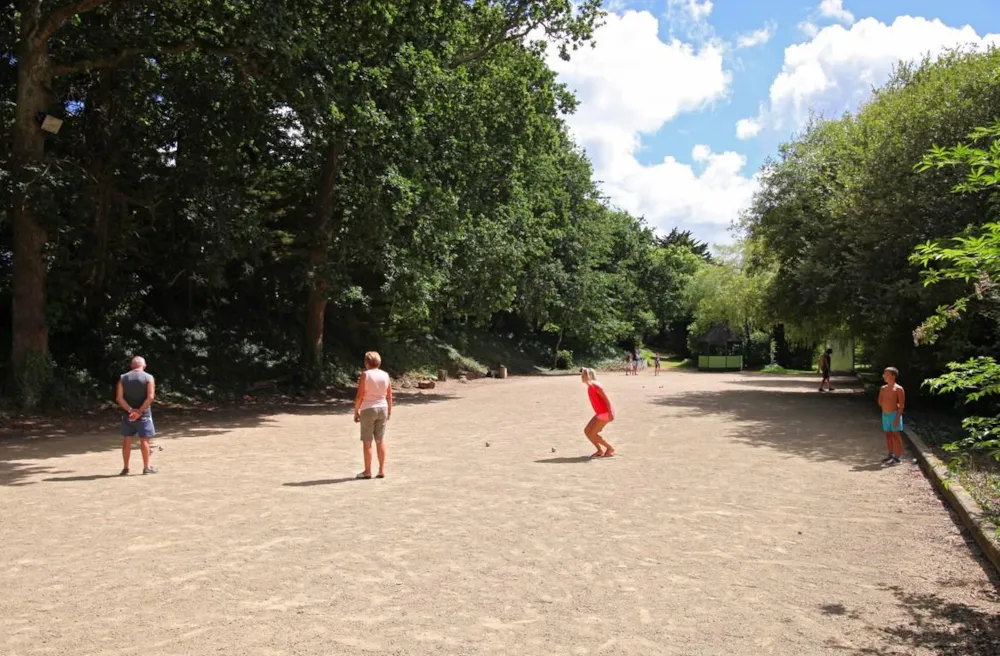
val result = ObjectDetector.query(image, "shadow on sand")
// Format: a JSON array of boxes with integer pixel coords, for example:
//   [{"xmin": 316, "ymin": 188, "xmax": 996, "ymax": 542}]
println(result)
[
  {"xmin": 821, "ymin": 585, "xmax": 1000, "ymax": 655},
  {"xmin": 651, "ymin": 377, "xmax": 881, "ymax": 468},
  {"xmin": 0, "ymin": 391, "xmax": 453, "ymax": 487},
  {"xmin": 534, "ymin": 455, "xmax": 597, "ymax": 464},
  {"xmin": 282, "ymin": 477, "xmax": 367, "ymax": 487}
]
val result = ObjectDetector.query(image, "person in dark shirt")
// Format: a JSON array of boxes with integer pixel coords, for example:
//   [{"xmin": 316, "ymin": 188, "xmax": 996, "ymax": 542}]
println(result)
[
  {"xmin": 115, "ymin": 356, "xmax": 158, "ymax": 475},
  {"xmin": 817, "ymin": 348, "xmax": 834, "ymax": 392}
]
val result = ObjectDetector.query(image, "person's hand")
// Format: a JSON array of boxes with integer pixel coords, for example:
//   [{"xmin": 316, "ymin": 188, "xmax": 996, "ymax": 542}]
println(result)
[
  {"xmin": 353, "ymin": 410, "xmax": 360, "ymax": 423},
  {"xmin": 386, "ymin": 411, "xmax": 391, "ymax": 423},
  {"xmin": 128, "ymin": 409, "xmax": 140, "ymax": 421}
]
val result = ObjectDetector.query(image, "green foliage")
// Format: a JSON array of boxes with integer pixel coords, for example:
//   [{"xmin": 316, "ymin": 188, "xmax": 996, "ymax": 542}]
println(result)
[
  {"xmin": 554, "ymin": 349, "xmax": 574, "ymax": 370},
  {"xmin": 924, "ymin": 357, "xmax": 1000, "ymax": 463},
  {"xmin": 2, "ymin": 0, "xmax": 704, "ymax": 403},
  {"xmin": 742, "ymin": 46, "xmax": 1000, "ymax": 383},
  {"xmin": 684, "ymin": 240, "xmax": 772, "ymax": 359},
  {"xmin": 910, "ymin": 122, "xmax": 1000, "ymax": 464},
  {"xmin": 910, "ymin": 122, "xmax": 1000, "ymax": 346}
]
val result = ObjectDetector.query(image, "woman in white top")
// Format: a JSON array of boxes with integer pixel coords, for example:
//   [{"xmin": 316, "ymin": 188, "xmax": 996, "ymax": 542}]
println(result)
[{"xmin": 353, "ymin": 351, "xmax": 393, "ymax": 479}]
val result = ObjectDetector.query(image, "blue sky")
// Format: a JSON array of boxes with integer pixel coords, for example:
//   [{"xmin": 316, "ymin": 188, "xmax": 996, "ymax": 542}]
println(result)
[{"xmin": 542, "ymin": 0, "xmax": 1000, "ymax": 245}]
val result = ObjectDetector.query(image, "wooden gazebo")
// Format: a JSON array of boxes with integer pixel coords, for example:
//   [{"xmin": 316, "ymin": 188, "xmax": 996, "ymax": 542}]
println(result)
[{"xmin": 696, "ymin": 325, "xmax": 744, "ymax": 371}]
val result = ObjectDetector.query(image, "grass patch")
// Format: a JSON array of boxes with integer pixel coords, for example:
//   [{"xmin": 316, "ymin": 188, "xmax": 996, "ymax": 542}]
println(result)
[{"xmin": 758, "ymin": 364, "xmax": 817, "ymax": 375}]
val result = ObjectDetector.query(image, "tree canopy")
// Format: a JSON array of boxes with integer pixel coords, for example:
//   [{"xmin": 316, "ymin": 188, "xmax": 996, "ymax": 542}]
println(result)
[
  {"xmin": 1, "ymin": 0, "xmax": 706, "ymax": 406},
  {"xmin": 741, "ymin": 46, "xmax": 1000, "ymax": 381}
]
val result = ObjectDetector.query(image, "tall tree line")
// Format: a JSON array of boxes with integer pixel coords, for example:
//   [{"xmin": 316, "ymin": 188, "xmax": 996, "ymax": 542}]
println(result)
[
  {"xmin": 739, "ymin": 46, "xmax": 1000, "ymax": 387},
  {"xmin": 1, "ymin": 1, "xmax": 703, "ymax": 407}
]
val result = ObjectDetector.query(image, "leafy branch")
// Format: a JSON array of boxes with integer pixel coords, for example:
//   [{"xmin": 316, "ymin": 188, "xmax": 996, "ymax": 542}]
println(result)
[
  {"xmin": 913, "ymin": 123, "xmax": 1000, "ymax": 464},
  {"xmin": 909, "ymin": 123, "xmax": 1000, "ymax": 346}
]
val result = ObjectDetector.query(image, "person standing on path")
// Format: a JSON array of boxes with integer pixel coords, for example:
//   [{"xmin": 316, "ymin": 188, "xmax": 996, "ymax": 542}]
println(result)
[
  {"xmin": 632, "ymin": 346, "xmax": 640, "ymax": 375},
  {"xmin": 115, "ymin": 356, "xmax": 157, "ymax": 475},
  {"xmin": 581, "ymin": 367, "xmax": 615, "ymax": 458},
  {"xmin": 653, "ymin": 352, "xmax": 661, "ymax": 376},
  {"xmin": 878, "ymin": 367, "xmax": 906, "ymax": 465},
  {"xmin": 353, "ymin": 351, "xmax": 392, "ymax": 479},
  {"xmin": 818, "ymin": 348, "xmax": 834, "ymax": 392}
]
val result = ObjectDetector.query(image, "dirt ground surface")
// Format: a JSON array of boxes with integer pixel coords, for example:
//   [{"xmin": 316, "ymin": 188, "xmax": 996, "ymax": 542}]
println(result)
[{"xmin": 2, "ymin": 371, "xmax": 999, "ymax": 655}]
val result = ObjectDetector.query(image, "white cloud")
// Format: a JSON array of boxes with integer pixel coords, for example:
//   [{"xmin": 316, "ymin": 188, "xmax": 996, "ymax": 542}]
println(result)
[
  {"xmin": 542, "ymin": 10, "xmax": 755, "ymax": 243},
  {"xmin": 818, "ymin": 0, "xmax": 855, "ymax": 25},
  {"xmin": 691, "ymin": 144, "xmax": 712, "ymax": 161},
  {"xmin": 736, "ymin": 22, "xmax": 776, "ymax": 48},
  {"xmin": 735, "ymin": 117, "xmax": 762, "ymax": 140},
  {"xmin": 667, "ymin": 0, "xmax": 713, "ymax": 23},
  {"xmin": 798, "ymin": 21, "xmax": 819, "ymax": 37},
  {"xmin": 745, "ymin": 16, "xmax": 1000, "ymax": 134}
]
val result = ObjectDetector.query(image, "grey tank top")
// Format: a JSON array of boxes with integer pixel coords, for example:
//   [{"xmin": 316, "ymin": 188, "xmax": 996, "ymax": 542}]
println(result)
[{"xmin": 121, "ymin": 370, "xmax": 153, "ymax": 415}]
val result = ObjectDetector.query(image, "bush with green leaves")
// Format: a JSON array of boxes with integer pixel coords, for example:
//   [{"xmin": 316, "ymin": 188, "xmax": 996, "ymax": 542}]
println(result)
[{"xmin": 910, "ymin": 122, "xmax": 1000, "ymax": 462}]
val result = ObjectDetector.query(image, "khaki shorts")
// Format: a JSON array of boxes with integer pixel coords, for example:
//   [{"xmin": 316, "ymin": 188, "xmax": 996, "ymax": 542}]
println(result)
[{"xmin": 359, "ymin": 406, "xmax": 388, "ymax": 442}]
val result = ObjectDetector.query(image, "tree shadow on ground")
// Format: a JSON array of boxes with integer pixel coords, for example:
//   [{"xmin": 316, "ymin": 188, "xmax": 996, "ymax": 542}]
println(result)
[
  {"xmin": 0, "ymin": 391, "xmax": 454, "ymax": 487},
  {"xmin": 730, "ymin": 377, "xmax": 853, "ymax": 390},
  {"xmin": 651, "ymin": 380, "xmax": 884, "ymax": 467},
  {"xmin": 822, "ymin": 584, "xmax": 1000, "ymax": 655}
]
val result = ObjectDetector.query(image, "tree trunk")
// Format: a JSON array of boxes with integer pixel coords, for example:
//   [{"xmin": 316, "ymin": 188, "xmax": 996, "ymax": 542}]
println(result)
[
  {"xmin": 552, "ymin": 328, "xmax": 563, "ymax": 370},
  {"xmin": 85, "ymin": 69, "xmax": 117, "ymax": 308},
  {"xmin": 773, "ymin": 324, "xmax": 791, "ymax": 368},
  {"xmin": 301, "ymin": 138, "xmax": 342, "ymax": 386},
  {"xmin": 9, "ymin": 7, "xmax": 55, "ymax": 405}
]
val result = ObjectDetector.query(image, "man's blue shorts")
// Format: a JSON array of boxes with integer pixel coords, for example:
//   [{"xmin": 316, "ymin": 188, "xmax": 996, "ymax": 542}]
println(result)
[
  {"xmin": 122, "ymin": 413, "xmax": 155, "ymax": 438},
  {"xmin": 882, "ymin": 411, "xmax": 902, "ymax": 432}
]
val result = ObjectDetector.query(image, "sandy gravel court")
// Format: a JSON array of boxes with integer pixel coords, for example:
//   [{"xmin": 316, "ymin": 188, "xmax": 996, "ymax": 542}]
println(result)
[{"xmin": 2, "ymin": 371, "xmax": 999, "ymax": 655}]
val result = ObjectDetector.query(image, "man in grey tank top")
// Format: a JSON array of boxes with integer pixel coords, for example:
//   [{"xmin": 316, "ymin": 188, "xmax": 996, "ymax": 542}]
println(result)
[{"xmin": 115, "ymin": 356, "xmax": 158, "ymax": 475}]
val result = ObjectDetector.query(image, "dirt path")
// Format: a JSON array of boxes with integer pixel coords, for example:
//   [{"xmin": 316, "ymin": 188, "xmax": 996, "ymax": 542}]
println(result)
[{"xmin": 2, "ymin": 371, "xmax": 998, "ymax": 655}]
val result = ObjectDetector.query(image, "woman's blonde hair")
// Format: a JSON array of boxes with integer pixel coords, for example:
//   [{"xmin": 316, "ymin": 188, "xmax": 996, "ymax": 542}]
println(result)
[
  {"xmin": 364, "ymin": 351, "xmax": 382, "ymax": 368},
  {"xmin": 580, "ymin": 367, "xmax": 596, "ymax": 382}
]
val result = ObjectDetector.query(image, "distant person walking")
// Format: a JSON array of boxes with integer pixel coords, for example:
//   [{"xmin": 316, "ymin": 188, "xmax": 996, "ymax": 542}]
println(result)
[
  {"xmin": 353, "ymin": 351, "xmax": 392, "ymax": 479},
  {"xmin": 581, "ymin": 367, "xmax": 615, "ymax": 458},
  {"xmin": 632, "ymin": 347, "xmax": 640, "ymax": 375},
  {"xmin": 116, "ymin": 356, "xmax": 157, "ymax": 475},
  {"xmin": 818, "ymin": 348, "xmax": 834, "ymax": 392},
  {"xmin": 654, "ymin": 352, "xmax": 661, "ymax": 376},
  {"xmin": 625, "ymin": 352, "xmax": 633, "ymax": 375}
]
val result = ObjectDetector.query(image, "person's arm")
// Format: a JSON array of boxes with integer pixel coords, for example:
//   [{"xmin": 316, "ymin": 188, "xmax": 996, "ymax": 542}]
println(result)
[
  {"xmin": 598, "ymin": 386, "xmax": 614, "ymax": 420},
  {"xmin": 353, "ymin": 372, "xmax": 366, "ymax": 422},
  {"xmin": 136, "ymin": 377, "xmax": 155, "ymax": 415},
  {"xmin": 896, "ymin": 386, "xmax": 906, "ymax": 414},
  {"xmin": 115, "ymin": 380, "xmax": 131, "ymax": 413},
  {"xmin": 386, "ymin": 381, "xmax": 392, "ymax": 421}
]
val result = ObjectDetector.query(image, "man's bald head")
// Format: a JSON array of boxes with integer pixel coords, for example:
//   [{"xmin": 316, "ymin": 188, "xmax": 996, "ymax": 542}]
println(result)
[{"xmin": 130, "ymin": 356, "xmax": 146, "ymax": 370}]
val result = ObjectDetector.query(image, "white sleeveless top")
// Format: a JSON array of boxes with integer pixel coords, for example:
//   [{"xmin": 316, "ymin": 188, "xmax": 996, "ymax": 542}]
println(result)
[{"xmin": 359, "ymin": 368, "xmax": 390, "ymax": 411}]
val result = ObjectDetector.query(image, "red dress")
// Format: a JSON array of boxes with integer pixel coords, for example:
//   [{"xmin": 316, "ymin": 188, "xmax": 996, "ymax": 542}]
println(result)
[{"xmin": 588, "ymin": 382, "xmax": 611, "ymax": 416}]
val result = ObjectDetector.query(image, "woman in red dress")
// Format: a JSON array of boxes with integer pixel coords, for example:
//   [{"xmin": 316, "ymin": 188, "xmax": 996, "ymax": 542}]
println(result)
[{"xmin": 580, "ymin": 367, "xmax": 616, "ymax": 458}]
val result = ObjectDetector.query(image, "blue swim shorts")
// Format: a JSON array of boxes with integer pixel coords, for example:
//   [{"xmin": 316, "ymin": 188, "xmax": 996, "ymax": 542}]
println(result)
[
  {"xmin": 122, "ymin": 413, "xmax": 156, "ymax": 438},
  {"xmin": 881, "ymin": 412, "xmax": 902, "ymax": 432}
]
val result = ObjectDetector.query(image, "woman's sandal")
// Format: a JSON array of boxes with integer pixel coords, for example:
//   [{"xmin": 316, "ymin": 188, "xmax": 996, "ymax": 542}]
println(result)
[{"xmin": 356, "ymin": 472, "xmax": 372, "ymax": 480}]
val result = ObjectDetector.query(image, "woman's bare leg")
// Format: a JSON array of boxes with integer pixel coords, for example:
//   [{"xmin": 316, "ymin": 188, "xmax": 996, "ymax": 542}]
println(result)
[
  {"xmin": 584, "ymin": 417, "xmax": 604, "ymax": 457},
  {"xmin": 375, "ymin": 439, "xmax": 386, "ymax": 476},
  {"xmin": 361, "ymin": 441, "xmax": 373, "ymax": 477},
  {"xmin": 592, "ymin": 418, "xmax": 614, "ymax": 456}
]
